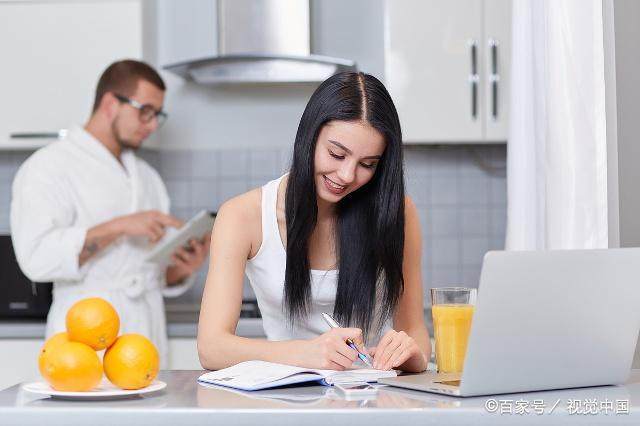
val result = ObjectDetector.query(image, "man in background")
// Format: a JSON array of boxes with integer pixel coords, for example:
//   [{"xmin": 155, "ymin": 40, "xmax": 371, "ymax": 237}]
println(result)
[{"xmin": 11, "ymin": 60, "xmax": 209, "ymax": 366}]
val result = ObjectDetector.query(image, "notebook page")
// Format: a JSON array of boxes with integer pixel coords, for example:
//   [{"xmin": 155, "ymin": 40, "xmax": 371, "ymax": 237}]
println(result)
[{"xmin": 198, "ymin": 361, "xmax": 324, "ymax": 390}]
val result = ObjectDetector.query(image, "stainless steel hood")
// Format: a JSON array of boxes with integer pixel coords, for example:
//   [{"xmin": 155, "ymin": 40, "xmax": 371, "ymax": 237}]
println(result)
[{"xmin": 163, "ymin": 0, "xmax": 356, "ymax": 84}]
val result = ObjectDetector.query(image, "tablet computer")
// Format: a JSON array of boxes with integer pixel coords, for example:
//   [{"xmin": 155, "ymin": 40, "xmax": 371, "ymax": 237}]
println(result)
[{"xmin": 144, "ymin": 210, "xmax": 215, "ymax": 264}]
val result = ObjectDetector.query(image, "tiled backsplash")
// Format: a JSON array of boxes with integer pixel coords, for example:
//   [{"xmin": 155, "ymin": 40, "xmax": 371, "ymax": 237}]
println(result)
[
  {"xmin": 0, "ymin": 152, "xmax": 31, "ymax": 234},
  {"xmin": 0, "ymin": 144, "xmax": 506, "ymax": 307}
]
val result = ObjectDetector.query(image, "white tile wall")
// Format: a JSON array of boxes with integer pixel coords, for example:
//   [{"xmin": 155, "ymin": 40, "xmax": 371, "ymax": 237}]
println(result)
[
  {"xmin": 191, "ymin": 151, "xmax": 219, "ymax": 179},
  {"xmin": 0, "ymin": 145, "xmax": 507, "ymax": 306},
  {"xmin": 431, "ymin": 176, "xmax": 459, "ymax": 205},
  {"xmin": 431, "ymin": 238, "xmax": 461, "ymax": 267},
  {"xmin": 189, "ymin": 180, "xmax": 218, "ymax": 211},
  {"xmin": 218, "ymin": 150, "xmax": 249, "ymax": 178},
  {"xmin": 460, "ymin": 208, "xmax": 489, "ymax": 236},
  {"xmin": 165, "ymin": 180, "xmax": 191, "ymax": 209},
  {"xmin": 460, "ymin": 176, "xmax": 490, "ymax": 205},
  {"xmin": 0, "ymin": 152, "xmax": 30, "ymax": 234},
  {"xmin": 249, "ymin": 148, "xmax": 281, "ymax": 179},
  {"xmin": 431, "ymin": 207, "xmax": 459, "ymax": 237}
]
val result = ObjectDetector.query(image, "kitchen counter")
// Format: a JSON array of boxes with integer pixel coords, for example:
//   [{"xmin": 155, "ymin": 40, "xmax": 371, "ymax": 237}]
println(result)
[
  {"xmin": 0, "ymin": 318, "xmax": 265, "ymax": 339},
  {"xmin": 1, "ymin": 370, "xmax": 639, "ymax": 425}
]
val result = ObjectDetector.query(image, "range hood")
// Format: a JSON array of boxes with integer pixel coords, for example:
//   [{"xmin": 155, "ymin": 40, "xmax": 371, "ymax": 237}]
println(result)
[{"xmin": 163, "ymin": 0, "xmax": 356, "ymax": 84}]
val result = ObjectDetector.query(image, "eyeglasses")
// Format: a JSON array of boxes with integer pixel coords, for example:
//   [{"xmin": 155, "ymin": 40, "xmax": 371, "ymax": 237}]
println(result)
[{"xmin": 114, "ymin": 94, "xmax": 168, "ymax": 128}]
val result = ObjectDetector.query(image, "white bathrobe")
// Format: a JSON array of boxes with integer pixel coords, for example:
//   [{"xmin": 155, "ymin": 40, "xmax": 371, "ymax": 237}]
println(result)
[{"xmin": 10, "ymin": 125, "xmax": 192, "ymax": 367}]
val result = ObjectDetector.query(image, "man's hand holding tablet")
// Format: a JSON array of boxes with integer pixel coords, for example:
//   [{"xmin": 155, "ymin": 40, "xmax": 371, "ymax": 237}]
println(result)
[{"xmin": 145, "ymin": 210, "xmax": 215, "ymax": 265}]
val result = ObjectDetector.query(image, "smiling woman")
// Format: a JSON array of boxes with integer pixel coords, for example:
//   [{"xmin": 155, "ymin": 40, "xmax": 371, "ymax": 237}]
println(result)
[
  {"xmin": 314, "ymin": 122, "xmax": 384, "ymax": 199},
  {"xmin": 197, "ymin": 72, "xmax": 430, "ymax": 374}
]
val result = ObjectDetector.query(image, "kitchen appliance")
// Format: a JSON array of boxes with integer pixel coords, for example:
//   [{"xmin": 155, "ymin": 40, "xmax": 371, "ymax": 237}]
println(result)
[
  {"xmin": 0, "ymin": 235, "xmax": 52, "ymax": 319},
  {"xmin": 163, "ymin": 0, "xmax": 356, "ymax": 84}
]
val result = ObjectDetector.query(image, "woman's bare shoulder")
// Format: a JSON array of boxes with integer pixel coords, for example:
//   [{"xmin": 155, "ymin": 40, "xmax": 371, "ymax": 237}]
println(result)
[{"xmin": 215, "ymin": 188, "xmax": 261, "ymax": 229}]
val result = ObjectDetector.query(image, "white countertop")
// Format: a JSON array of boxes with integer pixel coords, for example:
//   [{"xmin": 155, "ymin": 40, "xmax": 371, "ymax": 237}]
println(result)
[{"xmin": 1, "ymin": 370, "xmax": 639, "ymax": 425}]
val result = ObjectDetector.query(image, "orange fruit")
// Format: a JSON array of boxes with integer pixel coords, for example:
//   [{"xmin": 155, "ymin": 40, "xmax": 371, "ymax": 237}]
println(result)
[
  {"xmin": 104, "ymin": 334, "xmax": 159, "ymax": 390},
  {"xmin": 38, "ymin": 332, "xmax": 70, "ymax": 377},
  {"xmin": 39, "ymin": 341, "xmax": 103, "ymax": 391},
  {"xmin": 66, "ymin": 297, "xmax": 120, "ymax": 350}
]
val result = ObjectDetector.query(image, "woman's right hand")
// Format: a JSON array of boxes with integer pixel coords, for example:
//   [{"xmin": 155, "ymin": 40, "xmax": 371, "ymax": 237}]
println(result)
[{"xmin": 299, "ymin": 328, "xmax": 368, "ymax": 370}]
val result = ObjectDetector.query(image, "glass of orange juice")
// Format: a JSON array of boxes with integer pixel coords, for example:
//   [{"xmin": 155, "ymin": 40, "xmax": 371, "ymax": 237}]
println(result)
[{"xmin": 430, "ymin": 287, "xmax": 477, "ymax": 374}]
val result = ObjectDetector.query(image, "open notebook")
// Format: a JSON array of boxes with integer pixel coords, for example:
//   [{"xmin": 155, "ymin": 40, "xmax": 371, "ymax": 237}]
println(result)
[{"xmin": 197, "ymin": 360, "xmax": 398, "ymax": 391}]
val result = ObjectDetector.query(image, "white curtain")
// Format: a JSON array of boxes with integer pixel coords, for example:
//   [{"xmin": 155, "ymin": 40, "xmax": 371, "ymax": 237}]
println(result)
[{"xmin": 506, "ymin": 0, "xmax": 610, "ymax": 250}]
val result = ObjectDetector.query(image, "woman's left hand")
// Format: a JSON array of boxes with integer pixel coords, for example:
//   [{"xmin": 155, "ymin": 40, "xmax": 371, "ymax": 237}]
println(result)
[{"xmin": 370, "ymin": 329, "xmax": 426, "ymax": 371}]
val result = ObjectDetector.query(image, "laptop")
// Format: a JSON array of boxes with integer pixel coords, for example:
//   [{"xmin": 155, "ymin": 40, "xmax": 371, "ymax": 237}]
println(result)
[{"xmin": 379, "ymin": 248, "xmax": 640, "ymax": 397}]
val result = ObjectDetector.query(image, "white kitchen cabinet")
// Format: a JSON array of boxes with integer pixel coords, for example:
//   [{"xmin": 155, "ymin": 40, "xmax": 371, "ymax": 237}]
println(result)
[
  {"xmin": 168, "ymin": 338, "xmax": 202, "ymax": 370},
  {"xmin": 384, "ymin": 0, "xmax": 511, "ymax": 143},
  {"xmin": 0, "ymin": 339, "xmax": 43, "ymax": 391},
  {"xmin": 483, "ymin": 0, "xmax": 511, "ymax": 141},
  {"xmin": 0, "ymin": 0, "xmax": 143, "ymax": 150}
]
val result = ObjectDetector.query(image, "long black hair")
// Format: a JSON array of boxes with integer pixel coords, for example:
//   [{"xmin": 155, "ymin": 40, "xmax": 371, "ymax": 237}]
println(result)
[{"xmin": 284, "ymin": 72, "xmax": 405, "ymax": 339}]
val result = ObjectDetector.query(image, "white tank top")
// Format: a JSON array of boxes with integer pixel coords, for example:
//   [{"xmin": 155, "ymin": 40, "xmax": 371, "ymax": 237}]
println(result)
[{"xmin": 245, "ymin": 175, "xmax": 390, "ymax": 344}]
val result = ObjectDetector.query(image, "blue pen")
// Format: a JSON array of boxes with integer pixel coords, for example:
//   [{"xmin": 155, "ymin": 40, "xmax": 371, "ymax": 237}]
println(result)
[{"xmin": 321, "ymin": 312, "xmax": 373, "ymax": 367}]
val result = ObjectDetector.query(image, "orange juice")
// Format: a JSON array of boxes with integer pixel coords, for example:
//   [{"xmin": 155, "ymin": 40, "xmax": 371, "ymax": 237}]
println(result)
[{"xmin": 431, "ymin": 304, "xmax": 474, "ymax": 373}]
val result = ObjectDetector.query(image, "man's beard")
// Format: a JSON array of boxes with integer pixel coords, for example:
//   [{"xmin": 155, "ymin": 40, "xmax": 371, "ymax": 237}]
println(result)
[{"xmin": 111, "ymin": 119, "xmax": 141, "ymax": 151}]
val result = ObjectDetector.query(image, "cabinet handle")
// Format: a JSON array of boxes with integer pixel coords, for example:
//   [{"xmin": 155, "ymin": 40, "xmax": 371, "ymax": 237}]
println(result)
[
  {"xmin": 469, "ymin": 40, "xmax": 479, "ymax": 120},
  {"xmin": 489, "ymin": 38, "xmax": 499, "ymax": 121}
]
